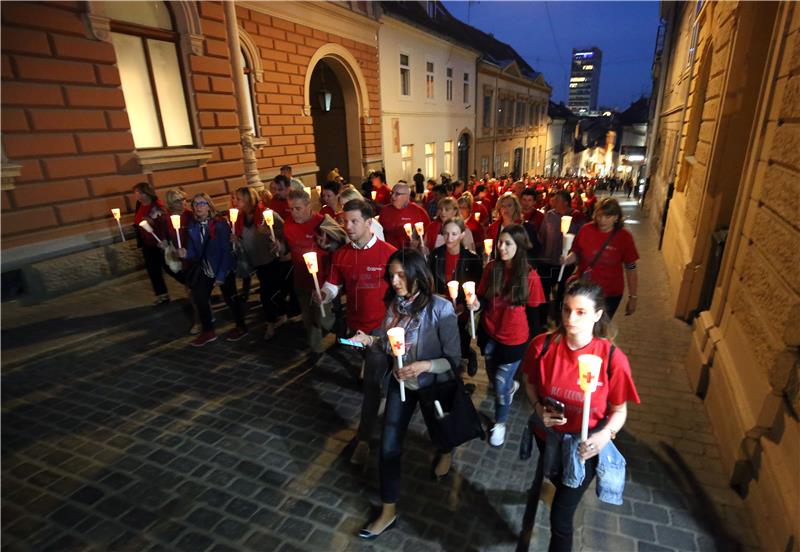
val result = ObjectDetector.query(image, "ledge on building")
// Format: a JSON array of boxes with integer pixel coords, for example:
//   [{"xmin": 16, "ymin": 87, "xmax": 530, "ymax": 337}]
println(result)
[
  {"xmin": 1, "ymin": 161, "xmax": 22, "ymax": 191},
  {"xmin": 136, "ymin": 148, "xmax": 213, "ymax": 173}
]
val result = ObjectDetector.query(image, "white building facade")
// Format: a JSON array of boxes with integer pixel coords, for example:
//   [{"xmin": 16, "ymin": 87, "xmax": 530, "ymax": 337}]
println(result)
[
  {"xmin": 378, "ymin": 14, "xmax": 478, "ymax": 184},
  {"xmin": 475, "ymin": 61, "xmax": 551, "ymax": 178}
]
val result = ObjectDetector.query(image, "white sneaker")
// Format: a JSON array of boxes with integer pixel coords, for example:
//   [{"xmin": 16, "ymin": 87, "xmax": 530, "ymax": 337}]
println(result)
[
  {"xmin": 489, "ymin": 423, "xmax": 506, "ymax": 447},
  {"xmin": 509, "ymin": 381, "xmax": 520, "ymax": 404}
]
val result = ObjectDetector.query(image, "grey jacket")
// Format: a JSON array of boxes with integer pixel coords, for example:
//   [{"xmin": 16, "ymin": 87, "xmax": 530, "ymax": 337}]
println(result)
[{"xmin": 376, "ymin": 294, "xmax": 462, "ymax": 391}]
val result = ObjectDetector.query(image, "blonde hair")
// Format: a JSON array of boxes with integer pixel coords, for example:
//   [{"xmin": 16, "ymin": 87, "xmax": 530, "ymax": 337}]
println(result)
[
  {"xmin": 441, "ymin": 216, "xmax": 466, "ymax": 234},
  {"xmin": 457, "ymin": 191, "xmax": 474, "ymax": 211},
  {"xmin": 437, "ymin": 197, "xmax": 459, "ymax": 213},
  {"xmin": 165, "ymin": 189, "xmax": 186, "ymax": 208},
  {"xmin": 338, "ymin": 184, "xmax": 364, "ymax": 205},
  {"xmin": 496, "ymin": 193, "xmax": 522, "ymax": 222},
  {"xmin": 191, "ymin": 193, "xmax": 217, "ymax": 217}
]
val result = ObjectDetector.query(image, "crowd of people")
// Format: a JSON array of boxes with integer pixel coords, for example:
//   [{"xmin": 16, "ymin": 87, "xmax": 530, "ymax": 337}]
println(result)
[{"xmin": 130, "ymin": 166, "xmax": 641, "ymax": 550}]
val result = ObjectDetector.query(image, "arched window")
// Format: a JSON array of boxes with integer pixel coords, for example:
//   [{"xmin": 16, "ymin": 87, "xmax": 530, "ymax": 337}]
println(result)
[
  {"xmin": 105, "ymin": 1, "xmax": 193, "ymax": 148},
  {"xmin": 239, "ymin": 48, "xmax": 258, "ymax": 136}
]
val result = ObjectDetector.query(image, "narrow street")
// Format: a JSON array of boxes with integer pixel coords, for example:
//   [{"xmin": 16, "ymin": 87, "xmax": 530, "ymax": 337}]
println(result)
[{"xmin": 1, "ymin": 198, "xmax": 758, "ymax": 552}]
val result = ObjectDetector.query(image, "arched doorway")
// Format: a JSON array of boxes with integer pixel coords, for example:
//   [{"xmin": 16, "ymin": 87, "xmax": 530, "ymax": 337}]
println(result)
[
  {"xmin": 305, "ymin": 45, "xmax": 371, "ymax": 185},
  {"xmin": 309, "ymin": 60, "xmax": 349, "ymax": 184},
  {"xmin": 457, "ymin": 133, "xmax": 470, "ymax": 181}
]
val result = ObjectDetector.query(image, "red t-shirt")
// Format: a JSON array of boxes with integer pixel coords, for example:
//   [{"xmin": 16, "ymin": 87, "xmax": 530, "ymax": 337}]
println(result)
[
  {"xmin": 571, "ymin": 223, "xmax": 639, "ymax": 297},
  {"xmin": 269, "ymin": 197, "xmax": 290, "ymax": 221},
  {"xmin": 319, "ymin": 204, "xmax": 337, "ymax": 219},
  {"xmin": 373, "ymin": 185, "xmax": 392, "ymax": 206},
  {"xmin": 380, "ymin": 202, "xmax": 430, "ymax": 249},
  {"xmin": 465, "ymin": 216, "xmax": 484, "ymax": 246},
  {"xmin": 327, "ymin": 238, "xmax": 396, "ymax": 332},
  {"xmin": 477, "ymin": 261, "xmax": 545, "ymax": 345},
  {"xmin": 524, "ymin": 208, "xmax": 545, "ymax": 232},
  {"xmin": 522, "ymin": 333, "xmax": 640, "ymax": 439},
  {"xmin": 445, "ymin": 251, "xmax": 459, "ymax": 282},
  {"xmin": 473, "ymin": 201, "xmax": 490, "ymax": 225},
  {"xmin": 425, "ymin": 219, "xmax": 442, "ymax": 251},
  {"xmin": 283, "ymin": 213, "xmax": 327, "ymax": 290},
  {"xmin": 134, "ymin": 200, "xmax": 167, "ymax": 246}
]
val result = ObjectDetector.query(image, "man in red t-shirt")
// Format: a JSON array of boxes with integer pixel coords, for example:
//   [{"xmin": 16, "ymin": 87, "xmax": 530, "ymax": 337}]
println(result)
[
  {"xmin": 369, "ymin": 171, "xmax": 392, "ymax": 206},
  {"xmin": 269, "ymin": 174, "xmax": 291, "ymax": 221},
  {"xmin": 319, "ymin": 198, "xmax": 396, "ymax": 465},
  {"xmin": 378, "ymin": 182, "xmax": 430, "ymax": 249},
  {"xmin": 283, "ymin": 189, "xmax": 331, "ymax": 363}
]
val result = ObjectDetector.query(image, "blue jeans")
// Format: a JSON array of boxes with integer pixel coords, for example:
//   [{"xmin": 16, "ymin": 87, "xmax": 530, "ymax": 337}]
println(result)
[
  {"xmin": 483, "ymin": 339, "xmax": 521, "ymax": 424},
  {"xmin": 379, "ymin": 377, "xmax": 450, "ymax": 503}
]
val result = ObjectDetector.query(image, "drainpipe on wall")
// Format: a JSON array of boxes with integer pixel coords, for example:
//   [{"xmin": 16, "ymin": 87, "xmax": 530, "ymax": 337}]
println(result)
[{"xmin": 224, "ymin": 1, "xmax": 262, "ymax": 188}]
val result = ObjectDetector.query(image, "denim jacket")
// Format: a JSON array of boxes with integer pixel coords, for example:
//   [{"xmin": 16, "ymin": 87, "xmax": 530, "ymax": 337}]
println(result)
[{"xmin": 532, "ymin": 414, "xmax": 627, "ymax": 505}]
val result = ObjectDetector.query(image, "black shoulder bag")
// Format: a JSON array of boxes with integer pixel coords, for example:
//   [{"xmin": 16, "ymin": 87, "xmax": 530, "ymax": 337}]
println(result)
[{"xmin": 419, "ymin": 372, "xmax": 486, "ymax": 450}]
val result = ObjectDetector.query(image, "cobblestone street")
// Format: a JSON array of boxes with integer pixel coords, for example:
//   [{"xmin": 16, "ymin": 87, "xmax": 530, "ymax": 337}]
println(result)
[{"xmin": 1, "ymin": 198, "xmax": 759, "ymax": 552}]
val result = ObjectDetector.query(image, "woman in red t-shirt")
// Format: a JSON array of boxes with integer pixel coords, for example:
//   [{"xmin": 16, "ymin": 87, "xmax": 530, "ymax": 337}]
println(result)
[
  {"xmin": 133, "ymin": 182, "xmax": 172, "ymax": 306},
  {"xmin": 562, "ymin": 198, "xmax": 639, "ymax": 319},
  {"xmin": 521, "ymin": 280, "xmax": 640, "ymax": 552},
  {"xmin": 469, "ymin": 224, "xmax": 545, "ymax": 447}
]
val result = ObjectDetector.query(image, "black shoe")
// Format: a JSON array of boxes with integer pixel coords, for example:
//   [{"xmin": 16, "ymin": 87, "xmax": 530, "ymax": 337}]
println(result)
[
  {"xmin": 358, "ymin": 517, "xmax": 396, "ymax": 540},
  {"xmin": 467, "ymin": 350, "xmax": 478, "ymax": 377},
  {"xmin": 307, "ymin": 352, "xmax": 323, "ymax": 367}
]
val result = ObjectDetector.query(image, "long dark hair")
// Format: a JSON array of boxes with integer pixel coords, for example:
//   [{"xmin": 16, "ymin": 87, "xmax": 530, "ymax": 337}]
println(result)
[
  {"xmin": 384, "ymin": 249, "xmax": 434, "ymax": 314},
  {"xmin": 557, "ymin": 280, "xmax": 615, "ymax": 340},
  {"xmin": 485, "ymin": 224, "xmax": 531, "ymax": 305},
  {"xmin": 133, "ymin": 181, "xmax": 158, "ymax": 202}
]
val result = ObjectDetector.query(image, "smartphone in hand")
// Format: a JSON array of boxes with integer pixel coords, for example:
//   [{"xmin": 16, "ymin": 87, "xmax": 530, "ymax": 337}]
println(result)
[
  {"xmin": 543, "ymin": 397, "xmax": 566, "ymax": 419},
  {"xmin": 338, "ymin": 337, "xmax": 366, "ymax": 349}
]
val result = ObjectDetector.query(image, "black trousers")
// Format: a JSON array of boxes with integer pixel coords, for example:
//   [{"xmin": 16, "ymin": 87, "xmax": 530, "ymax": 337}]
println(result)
[
  {"xmin": 537, "ymin": 263, "xmax": 574, "ymax": 325},
  {"xmin": 255, "ymin": 260, "xmax": 286, "ymax": 323},
  {"xmin": 356, "ymin": 334, "xmax": 391, "ymax": 443},
  {"xmin": 605, "ymin": 295, "xmax": 623, "ymax": 319},
  {"xmin": 142, "ymin": 244, "xmax": 168, "ymax": 296},
  {"xmin": 534, "ymin": 437, "xmax": 597, "ymax": 552},
  {"xmin": 380, "ymin": 377, "xmax": 451, "ymax": 503},
  {"xmin": 191, "ymin": 272, "xmax": 246, "ymax": 332}
]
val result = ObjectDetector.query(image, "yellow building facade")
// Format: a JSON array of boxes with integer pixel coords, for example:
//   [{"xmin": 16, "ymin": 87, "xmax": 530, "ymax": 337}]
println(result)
[{"xmin": 646, "ymin": 2, "xmax": 799, "ymax": 549}]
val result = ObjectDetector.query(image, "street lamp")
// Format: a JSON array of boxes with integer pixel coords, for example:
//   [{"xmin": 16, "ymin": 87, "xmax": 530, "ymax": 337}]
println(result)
[{"xmin": 317, "ymin": 64, "xmax": 332, "ymax": 112}]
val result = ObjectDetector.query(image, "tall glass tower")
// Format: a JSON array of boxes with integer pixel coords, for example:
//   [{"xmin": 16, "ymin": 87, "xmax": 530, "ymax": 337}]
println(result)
[{"xmin": 568, "ymin": 47, "xmax": 602, "ymax": 114}]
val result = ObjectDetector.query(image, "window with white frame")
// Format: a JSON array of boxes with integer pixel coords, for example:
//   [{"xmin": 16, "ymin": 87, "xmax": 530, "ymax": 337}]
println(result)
[
  {"xmin": 426, "ymin": 61, "xmax": 435, "ymax": 99},
  {"xmin": 515, "ymin": 101, "xmax": 526, "ymax": 128},
  {"xmin": 482, "ymin": 89, "xmax": 493, "ymax": 128},
  {"xmin": 443, "ymin": 140, "xmax": 453, "ymax": 173},
  {"xmin": 401, "ymin": 144, "xmax": 414, "ymax": 180},
  {"xmin": 446, "ymin": 67, "xmax": 453, "ymax": 102},
  {"xmin": 463, "ymin": 72, "xmax": 470, "ymax": 103},
  {"xmin": 480, "ymin": 156, "xmax": 489, "ymax": 175},
  {"xmin": 496, "ymin": 96, "xmax": 506, "ymax": 129},
  {"xmin": 425, "ymin": 142, "xmax": 436, "ymax": 177},
  {"xmin": 106, "ymin": 0, "xmax": 192, "ymax": 148},
  {"xmin": 400, "ymin": 53, "xmax": 410, "ymax": 96}
]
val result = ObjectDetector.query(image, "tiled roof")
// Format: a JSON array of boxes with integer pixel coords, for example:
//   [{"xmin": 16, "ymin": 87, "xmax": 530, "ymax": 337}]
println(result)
[{"xmin": 380, "ymin": 1, "xmax": 547, "ymax": 84}]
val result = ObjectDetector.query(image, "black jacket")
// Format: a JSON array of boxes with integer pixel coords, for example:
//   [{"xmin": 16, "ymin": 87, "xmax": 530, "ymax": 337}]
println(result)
[{"xmin": 429, "ymin": 245, "xmax": 483, "ymax": 306}]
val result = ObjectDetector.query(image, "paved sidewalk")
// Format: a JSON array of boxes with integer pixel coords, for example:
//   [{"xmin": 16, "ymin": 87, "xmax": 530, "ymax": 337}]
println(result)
[{"xmin": 1, "ymin": 197, "xmax": 758, "ymax": 551}]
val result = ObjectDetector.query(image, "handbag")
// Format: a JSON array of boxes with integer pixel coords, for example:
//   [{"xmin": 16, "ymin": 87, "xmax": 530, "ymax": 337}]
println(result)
[
  {"xmin": 568, "ymin": 228, "xmax": 618, "ymax": 284},
  {"xmin": 419, "ymin": 372, "xmax": 486, "ymax": 450},
  {"xmin": 234, "ymin": 243, "xmax": 254, "ymax": 278}
]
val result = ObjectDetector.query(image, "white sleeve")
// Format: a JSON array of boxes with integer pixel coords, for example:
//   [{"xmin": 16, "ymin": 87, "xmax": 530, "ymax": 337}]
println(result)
[{"xmin": 321, "ymin": 281, "xmax": 339, "ymax": 302}]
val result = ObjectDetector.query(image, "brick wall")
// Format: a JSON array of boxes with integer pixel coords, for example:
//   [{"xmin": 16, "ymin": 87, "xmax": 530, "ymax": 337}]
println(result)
[
  {"xmin": 0, "ymin": 1, "xmax": 247, "ymax": 252},
  {"xmin": 234, "ymin": 4, "xmax": 381, "ymax": 174},
  {"xmin": 1, "ymin": 1, "xmax": 382, "ymax": 296}
]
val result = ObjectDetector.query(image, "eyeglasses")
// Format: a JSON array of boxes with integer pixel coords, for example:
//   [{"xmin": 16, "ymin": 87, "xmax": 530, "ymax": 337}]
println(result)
[
  {"xmin": 193, "ymin": 201, "xmax": 209, "ymax": 207},
  {"xmin": 391, "ymin": 191, "xmax": 408, "ymax": 196}
]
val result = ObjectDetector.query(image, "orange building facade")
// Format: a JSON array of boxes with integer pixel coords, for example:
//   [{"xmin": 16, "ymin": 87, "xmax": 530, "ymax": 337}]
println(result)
[{"xmin": 1, "ymin": 1, "xmax": 382, "ymax": 297}]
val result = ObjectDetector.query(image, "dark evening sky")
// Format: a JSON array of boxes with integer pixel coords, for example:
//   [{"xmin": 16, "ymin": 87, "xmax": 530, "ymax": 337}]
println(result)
[{"xmin": 443, "ymin": 1, "xmax": 661, "ymax": 110}]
